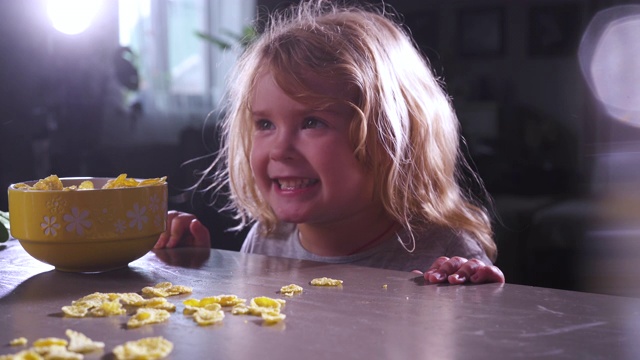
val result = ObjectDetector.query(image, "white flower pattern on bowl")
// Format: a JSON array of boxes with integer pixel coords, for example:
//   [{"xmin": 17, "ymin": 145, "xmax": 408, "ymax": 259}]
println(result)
[
  {"xmin": 41, "ymin": 216, "xmax": 61, "ymax": 236},
  {"xmin": 37, "ymin": 195, "xmax": 166, "ymax": 238},
  {"xmin": 114, "ymin": 219, "xmax": 127, "ymax": 234},
  {"xmin": 127, "ymin": 203, "xmax": 148, "ymax": 231},
  {"xmin": 149, "ymin": 194, "xmax": 160, "ymax": 212},
  {"xmin": 64, "ymin": 207, "xmax": 92, "ymax": 235}
]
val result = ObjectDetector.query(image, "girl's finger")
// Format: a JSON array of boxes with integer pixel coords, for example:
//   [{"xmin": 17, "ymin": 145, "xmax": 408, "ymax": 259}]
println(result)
[
  {"xmin": 427, "ymin": 256, "xmax": 468, "ymax": 283},
  {"xmin": 470, "ymin": 265, "xmax": 506, "ymax": 284},
  {"xmin": 189, "ymin": 219, "xmax": 211, "ymax": 248},
  {"xmin": 448, "ymin": 258, "xmax": 484, "ymax": 284},
  {"xmin": 154, "ymin": 232, "xmax": 170, "ymax": 249},
  {"xmin": 166, "ymin": 213, "xmax": 197, "ymax": 248},
  {"xmin": 423, "ymin": 256, "xmax": 450, "ymax": 279}
]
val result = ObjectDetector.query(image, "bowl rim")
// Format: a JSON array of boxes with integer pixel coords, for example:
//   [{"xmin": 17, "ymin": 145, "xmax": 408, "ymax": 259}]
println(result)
[{"xmin": 8, "ymin": 177, "xmax": 167, "ymax": 191}]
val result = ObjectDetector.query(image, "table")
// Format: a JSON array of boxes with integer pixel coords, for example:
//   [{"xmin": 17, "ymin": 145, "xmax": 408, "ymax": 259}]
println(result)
[{"xmin": 1, "ymin": 239, "xmax": 640, "ymax": 359}]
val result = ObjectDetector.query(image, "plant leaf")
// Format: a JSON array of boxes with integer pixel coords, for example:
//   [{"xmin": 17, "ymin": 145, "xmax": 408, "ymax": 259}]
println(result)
[
  {"xmin": 195, "ymin": 31, "xmax": 233, "ymax": 50},
  {"xmin": 0, "ymin": 211, "xmax": 8, "ymax": 243}
]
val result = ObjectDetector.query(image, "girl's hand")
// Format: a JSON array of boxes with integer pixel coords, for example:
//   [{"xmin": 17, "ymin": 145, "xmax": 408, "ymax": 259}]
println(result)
[
  {"xmin": 154, "ymin": 210, "xmax": 211, "ymax": 249},
  {"xmin": 414, "ymin": 256, "xmax": 505, "ymax": 284}
]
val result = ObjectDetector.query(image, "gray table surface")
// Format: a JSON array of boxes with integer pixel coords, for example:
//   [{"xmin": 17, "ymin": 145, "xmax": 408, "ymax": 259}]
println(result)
[{"xmin": 1, "ymin": 238, "xmax": 640, "ymax": 359}]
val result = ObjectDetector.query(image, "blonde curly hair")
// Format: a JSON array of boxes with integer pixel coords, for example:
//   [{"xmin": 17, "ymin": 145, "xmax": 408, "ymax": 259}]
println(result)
[{"xmin": 205, "ymin": 0, "xmax": 497, "ymax": 261}]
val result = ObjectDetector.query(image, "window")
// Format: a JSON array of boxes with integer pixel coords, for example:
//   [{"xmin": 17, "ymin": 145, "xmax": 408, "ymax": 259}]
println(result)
[{"xmin": 118, "ymin": 0, "xmax": 255, "ymax": 115}]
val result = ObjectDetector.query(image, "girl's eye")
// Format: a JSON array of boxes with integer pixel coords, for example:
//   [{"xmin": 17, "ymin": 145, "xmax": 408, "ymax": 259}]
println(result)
[
  {"xmin": 255, "ymin": 119, "xmax": 274, "ymax": 131},
  {"xmin": 302, "ymin": 117, "xmax": 326, "ymax": 129}
]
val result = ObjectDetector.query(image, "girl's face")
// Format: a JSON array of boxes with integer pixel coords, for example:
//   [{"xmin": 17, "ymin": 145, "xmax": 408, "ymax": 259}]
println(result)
[{"xmin": 249, "ymin": 71, "xmax": 378, "ymax": 226}]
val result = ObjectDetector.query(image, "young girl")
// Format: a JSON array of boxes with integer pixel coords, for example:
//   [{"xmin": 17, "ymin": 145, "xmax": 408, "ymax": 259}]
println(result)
[{"xmin": 155, "ymin": 0, "xmax": 504, "ymax": 284}]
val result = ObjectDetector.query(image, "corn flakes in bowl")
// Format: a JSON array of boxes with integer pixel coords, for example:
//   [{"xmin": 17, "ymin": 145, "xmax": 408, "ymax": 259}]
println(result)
[{"xmin": 7, "ymin": 174, "xmax": 167, "ymax": 272}]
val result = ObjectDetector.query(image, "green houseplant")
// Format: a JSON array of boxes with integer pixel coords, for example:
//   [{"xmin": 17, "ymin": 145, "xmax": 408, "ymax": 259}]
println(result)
[{"xmin": 0, "ymin": 211, "xmax": 9, "ymax": 243}]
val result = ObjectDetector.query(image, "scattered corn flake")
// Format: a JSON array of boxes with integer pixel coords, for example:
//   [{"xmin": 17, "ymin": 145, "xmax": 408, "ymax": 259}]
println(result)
[
  {"xmin": 223, "ymin": 295, "xmax": 288, "ymax": 324},
  {"xmin": 382, "ymin": 284, "xmax": 388, "ymax": 289},
  {"xmin": 141, "ymin": 282, "xmax": 192, "ymax": 297},
  {"xmin": 127, "ymin": 308, "xmax": 171, "ymax": 329},
  {"xmin": 0, "ymin": 349, "xmax": 44, "ymax": 360},
  {"xmin": 65, "ymin": 330, "xmax": 105, "ymax": 354},
  {"xmin": 9, "ymin": 338, "xmax": 27, "ymax": 347},
  {"xmin": 231, "ymin": 304, "xmax": 250, "ymax": 315},
  {"xmin": 197, "ymin": 295, "xmax": 245, "ymax": 307},
  {"xmin": 217, "ymin": 295, "xmax": 246, "ymax": 307},
  {"xmin": 89, "ymin": 300, "xmax": 126, "ymax": 317},
  {"xmin": 310, "ymin": 277, "xmax": 343, "ymax": 286},
  {"xmin": 133, "ymin": 297, "xmax": 176, "ymax": 311},
  {"xmin": 192, "ymin": 308, "xmax": 225, "ymax": 326},
  {"xmin": 67, "ymin": 293, "xmax": 112, "ymax": 312},
  {"xmin": 61, "ymin": 305, "xmax": 89, "ymax": 318},
  {"xmin": 280, "ymin": 284, "xmax": 303, "ymax": 297},
  {"xmin": 114, "ymin": 293, "xmax": 146, "ymax": 306},
  {"xmin": 198, "ymin": 296, "xmax": 220, "ymax": 306},
  {"xmin": 32, "ymin": 345, "xmax": 82, "ymax": 360},
  {"xmin": 62, "ymin": 290, "xmax": 181, "ymax": 319},
  {"xmin": 112, "ymin": 337, "xmax": 173, "ymax": 360},
  {"xmin": 248, "ymin": 296, "xmax": 285, "ymax": 318},
  {"xmin": 261, "ymin": 311, "xmax": 286, "ymax": 325},
  {"xmin": 250, "ymin": 296, "xmax": 284, "ymax": 310},
  {"xmin": 183, "ymin": 303, "xmax": 222, "ymax": 315},
  {"xmin": 32, "ymin": 338, "xmax": 67, "ymax": 348}
]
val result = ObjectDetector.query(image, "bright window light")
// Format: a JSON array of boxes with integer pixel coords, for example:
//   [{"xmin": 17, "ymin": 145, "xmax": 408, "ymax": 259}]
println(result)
[
  {"xmin": 579, "ymin": 5, "xmax": 640, "ymax": 126},
  {"xmin": 47, "ymin": 0, "xmax": 104, "ymax": 35}
]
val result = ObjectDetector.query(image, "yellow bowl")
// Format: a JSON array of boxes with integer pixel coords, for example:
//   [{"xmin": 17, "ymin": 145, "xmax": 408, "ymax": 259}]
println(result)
[{"xmin": 7, "ymin": 177, "xmax": 167, "ymax": 272}]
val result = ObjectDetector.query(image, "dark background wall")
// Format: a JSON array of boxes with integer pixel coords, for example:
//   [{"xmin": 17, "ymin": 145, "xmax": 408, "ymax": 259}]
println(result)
[{"xmin": 2, "ymin": 0, "xmax": 640, "ymax": 296}]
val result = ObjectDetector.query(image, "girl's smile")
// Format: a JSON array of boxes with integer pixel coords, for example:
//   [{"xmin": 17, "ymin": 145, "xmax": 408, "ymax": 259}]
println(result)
[{"xmin": 274, "ymin": 177, "xmax": 319, "ymax": 191}]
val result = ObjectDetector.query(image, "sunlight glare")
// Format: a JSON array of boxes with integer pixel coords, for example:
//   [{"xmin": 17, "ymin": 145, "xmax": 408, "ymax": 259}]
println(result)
[
  {"xmin": 579, "ymin": 5, "xmax": 640, "ymax": 126},
  {"xmin": 47, "ymin": 0, "xmax": 104, "ymax": 35}
]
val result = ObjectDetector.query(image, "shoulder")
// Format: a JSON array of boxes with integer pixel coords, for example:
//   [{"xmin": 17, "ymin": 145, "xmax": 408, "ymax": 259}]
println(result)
[{"xmin": 410, "ymin": 224, "xmax": 492, "ymax": 264}]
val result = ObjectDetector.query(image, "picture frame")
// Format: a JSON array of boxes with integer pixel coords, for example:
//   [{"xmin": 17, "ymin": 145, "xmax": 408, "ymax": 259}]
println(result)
[
  {"xmin": 457, "ymin": 7, "xmax": 505, "ymax": 57},
  {"xmin": 528, "ymin": 3, "xmax": 582, "ymax": 57}
]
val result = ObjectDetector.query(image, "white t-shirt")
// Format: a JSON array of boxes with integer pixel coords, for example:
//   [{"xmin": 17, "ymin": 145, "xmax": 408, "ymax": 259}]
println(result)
[{"xmin": 240, "ymin": 222, "xmax": 492, "ymax": 272}]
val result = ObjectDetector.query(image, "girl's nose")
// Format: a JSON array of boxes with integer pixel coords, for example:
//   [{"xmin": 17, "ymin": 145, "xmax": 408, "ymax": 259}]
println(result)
[{"xmin": 269, "ymin": 130, "xmax": 297, "ymax": 161}]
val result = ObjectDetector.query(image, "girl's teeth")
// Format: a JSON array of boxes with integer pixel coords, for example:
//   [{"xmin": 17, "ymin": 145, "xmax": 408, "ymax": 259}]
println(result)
[{"xmin": 279, "ymin": 179, "xmax": 315, "ymax": 190}]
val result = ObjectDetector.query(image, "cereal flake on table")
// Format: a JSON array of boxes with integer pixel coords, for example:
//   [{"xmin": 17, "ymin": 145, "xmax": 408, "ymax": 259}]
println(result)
[
  {"xmin": 280, "ymin": 284, "xmax": 303, "ymax": 297},
  {"xmin": 127, "ymin": 308, "xmax": 171, "ymax": 328},
  {"xmin": 9, "ymin": 337, "xmax": 27, "ymax": 347},
  {"xmin": 182, "ymin": 296, "xmax": 242, "ymax": 326},
  {"xmin": 247, "ymin": 296, "xmax": 287, "ymax": 325},
  {"xmin": 310, "ymin": 277, "xmax": 343, "ymax": 286},
  {"xmin": 0, "ymin": 350, "xmax": 42, "ymax": 360},
  {"xmin": 61, "ymin": 290, "xmax": 180, "ymax": 318},
  {"xmin": 0, "ymin": 329, "xmax": 142, "ymax": 360},
  {"xmin": 192, "ymin": 307, "xmax": 226, "ymax": 326},
  {"xmin": 183, "ymin": 295, "xmax": 245, "ymax": 309},
  {"xmin": 33, "ymin": 337, "xmax": 67, "ymax": 348},
  {"xmin": 132, "ymin": 297, "xmax": 177, "ymax": 311},
  {"xmin": 142, "ymin": 282, "xmax": 193, "ymax": 297},
  {"xmin": 112, "ymin": 336, "xmax": 173, "ymax": 360},
  {"xmin": 33, "ymin": 345, "xmax": 81, "ymax": 360},
  {"xmin": 182, "ymin": 294, "xmax": 287, "ymax": 325},
  {"xmin": 65, "ymin": 329, "xmax": 105, "ymax": 354}
]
